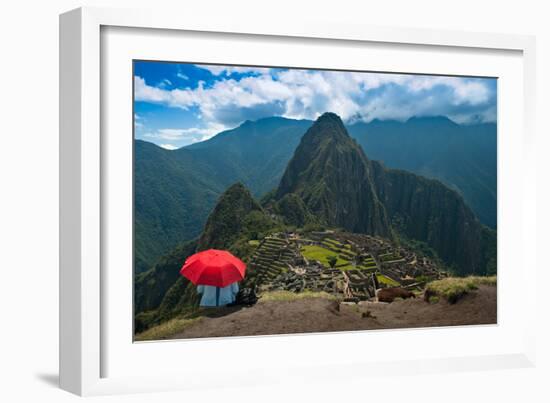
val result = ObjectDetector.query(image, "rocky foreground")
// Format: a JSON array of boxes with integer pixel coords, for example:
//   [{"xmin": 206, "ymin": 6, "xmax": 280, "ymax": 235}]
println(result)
[{"xmin": 164, "ymin": 285, "xmax": 496, "ymax": 340}]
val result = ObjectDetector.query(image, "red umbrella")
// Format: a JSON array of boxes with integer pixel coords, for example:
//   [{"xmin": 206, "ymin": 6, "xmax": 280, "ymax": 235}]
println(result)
[{"xmin": 180, "ymin": 249, "xmax": 246, "ymax": 288}]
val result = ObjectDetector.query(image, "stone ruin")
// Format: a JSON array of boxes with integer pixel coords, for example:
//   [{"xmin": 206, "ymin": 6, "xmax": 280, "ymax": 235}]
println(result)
[{"xmin": 244, "ymin": 230, "xmax": 446, "ymax": 302}]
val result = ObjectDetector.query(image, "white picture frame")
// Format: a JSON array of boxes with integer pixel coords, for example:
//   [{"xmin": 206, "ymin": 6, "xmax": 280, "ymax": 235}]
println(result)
[{"xmin": 59, "ymin": 6, "xmax": 537, "ymax": 396}]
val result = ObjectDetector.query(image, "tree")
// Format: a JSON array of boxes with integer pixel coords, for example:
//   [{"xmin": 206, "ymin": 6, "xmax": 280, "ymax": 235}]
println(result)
[{"xmin": 327, "ymin": 255, "xmax": 338, "ymax": 268}]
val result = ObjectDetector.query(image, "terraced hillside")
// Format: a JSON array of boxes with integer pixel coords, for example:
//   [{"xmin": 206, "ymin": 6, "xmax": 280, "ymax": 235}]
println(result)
[
  {"xmin": 243, "ymin": 236, "xmax": 298, "ymax": 287},
  {"xmin": 245, "ymin": 230, "xmax": 447, "ymax": 301}
]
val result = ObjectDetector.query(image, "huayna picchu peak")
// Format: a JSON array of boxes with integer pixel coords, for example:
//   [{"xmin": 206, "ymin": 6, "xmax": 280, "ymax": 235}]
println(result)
[
  {"xmin": 276, "ymin": 112, "xmax": 391, "ymax": 238},
  {"xmin": 276, "ymin": 112, "xmax": 495, "ymax": 276}
]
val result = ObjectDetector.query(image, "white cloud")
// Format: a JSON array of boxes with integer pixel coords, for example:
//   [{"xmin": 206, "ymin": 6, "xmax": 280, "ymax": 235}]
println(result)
[
  {"xmin": 159, "ymin": 143, "xmax": 178, "ymax": 150},
  {"xmin": 451, "ymin": 80, "xmax": 490, "ymax": 105},
  {"xmin": 135, "ymin": 76, "xmax": 170, "ymax": 103},
  {"xmin": 142, "ymin": 124, "xmax": 227, "ymax": 144},
  {"xmin": 158, "ymin": 79, "xmax": 172, "ymax": 89},
  {"xmin": 134, "ymin": 68, "xmax": 496, "ymax": 129},
  {"xmin": 144, "ymin": 129, "xmax": 187, "ymax": 141},
  {"xmin": 177, "ymin": 72, "xmax": 189, "ymax": 80},
  {"xmin": 197, "ymin": 65, "xmax": 271, "ymax": 76},
  {"xmin": 134, "ymin": 113, "xmax": 144, "ymax": 128}
]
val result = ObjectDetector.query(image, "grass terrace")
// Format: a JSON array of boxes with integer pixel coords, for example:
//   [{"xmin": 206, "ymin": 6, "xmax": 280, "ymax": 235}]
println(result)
[
  {"xmin": 323, "ymin": 238, "xmax": 344, "ymax": 247},
  {"xmin": 362, "ymin": 257, "xmax": 376, "ymax": 266},
  {"xmin": 300, "ymin": 244, "xmax": 349, "ymax": 267},
  {"xmin": 376, "ymin": 274, "xmax": 400, "ymax": 287}
]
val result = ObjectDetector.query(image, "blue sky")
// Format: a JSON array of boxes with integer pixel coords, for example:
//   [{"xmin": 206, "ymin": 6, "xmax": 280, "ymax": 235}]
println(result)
[{"xmin": 134, "ymin": 61, "xmax": 497, "ymax": 149}]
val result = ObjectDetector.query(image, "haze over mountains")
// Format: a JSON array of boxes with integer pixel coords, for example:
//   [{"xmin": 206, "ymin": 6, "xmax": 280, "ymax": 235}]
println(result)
[{"xmin": 135, "ymin": 114, "xmax": 496, "ymax": 273}]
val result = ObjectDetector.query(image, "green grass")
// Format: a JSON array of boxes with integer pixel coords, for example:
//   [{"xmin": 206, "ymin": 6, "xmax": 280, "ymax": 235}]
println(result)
[
  {"xmin": 260, "ymin": 290, "xmax": 336, "ymax": 302},
  {"xmin": 301, "ymin": 245, "xmax": 349, "ymax": 267},
  {"xmin": 134, "ymin": 316, "xmax": 202, "ymax": 341},
  {"xmin": 425, "ymin": 276, "xmax": 497, "ymax": 304},
  {"xmin": 248, "ymin": 240, "xmax": 260, "ymax": 246},
  {"xmin": 376, "ymin": 274, "xmax": 400, "ymax": 287},
  {"xmin": 323, "ymin": 238, "xmax": 343, "ymax": 247},
  {"xmin": 321, "ymin": 243, "xmax": 343, "ymax": 253}
]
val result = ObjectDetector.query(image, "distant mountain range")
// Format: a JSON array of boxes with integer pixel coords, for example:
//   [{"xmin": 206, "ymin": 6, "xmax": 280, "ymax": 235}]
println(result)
[
  {"xmin": 348, "ymin": 116, "xmax": 497, "ymax": 229},
  {"xmin": 135, "ymin": 114, "xmax": 496, "ymax": 272},
  {"xmin": 135, "ymin": 114, "xmax": 496, "ymax": 331}
]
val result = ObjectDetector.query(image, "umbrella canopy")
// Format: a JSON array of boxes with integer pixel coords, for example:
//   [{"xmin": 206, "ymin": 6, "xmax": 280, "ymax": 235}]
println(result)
[{"xmin": 180, "ymin": 249, "xmax": 246, "ymax": 288}]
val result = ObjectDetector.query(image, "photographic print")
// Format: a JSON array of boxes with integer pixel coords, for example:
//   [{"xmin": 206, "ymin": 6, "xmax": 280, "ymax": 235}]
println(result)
[{"xmin": 133, "ymin": 61, "xmax": 497, "ymax": 341}]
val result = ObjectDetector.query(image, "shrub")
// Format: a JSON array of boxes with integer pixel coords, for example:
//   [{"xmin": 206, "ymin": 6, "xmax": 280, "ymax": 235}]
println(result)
[{"xmin": 424, "ymin": 276, "xmax": 496, "ymax": 304}]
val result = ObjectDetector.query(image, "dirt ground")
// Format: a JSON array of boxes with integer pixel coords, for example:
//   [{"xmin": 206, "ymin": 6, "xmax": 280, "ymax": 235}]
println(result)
[{"xmin": 169, "ymin": 285, "xmax": 496, "ymax": 339}]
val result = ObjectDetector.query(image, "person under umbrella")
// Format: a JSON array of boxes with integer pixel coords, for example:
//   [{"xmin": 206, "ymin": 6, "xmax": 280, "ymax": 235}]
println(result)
[
  {"xmin": 196, "ymin": 282, "xmax": 239, "ymax": 307},
  {"xmin": 180, "ymin": 249, "xmax": 246, "ymax": 307}
]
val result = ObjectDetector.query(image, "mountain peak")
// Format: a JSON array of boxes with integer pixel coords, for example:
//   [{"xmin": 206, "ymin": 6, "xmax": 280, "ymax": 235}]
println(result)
[
  {"xmin": 276, "ymin": 112, "xmax": 391, "ymax": 236},
  {"xmin": 225, "ymin": 182, "xmax": 249, "ymax": 194},
  {"xmin": 406, "ymin": 115, "xmax": 456, "ymax": 125},
  {"xmin": 312, "ymin": 112, "xmax": 348, "ymax": 136},
  {"xmin": 288, "ymin": 112, "xmax": 350, "ymax": 150},
  {"xmin": 198, "ymin": 182, "xmax": 262, "ymax": 251},
  {"xmin": 317, "ymin": 111, "xmax": 344, "ymax": 123}
]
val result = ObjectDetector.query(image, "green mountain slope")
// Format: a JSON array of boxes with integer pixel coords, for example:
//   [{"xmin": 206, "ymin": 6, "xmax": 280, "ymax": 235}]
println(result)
[
  {"xmin": 186, "ymin": 117, "xmax": 312, "ymax": 197},
  {"xmin": 276, "ymin": 113, "xmax": 495, "ymax": 275},
  {"xmin": 371, "ymin": 163, "xmax": 496, "ymax": 274},
  {"xmin": 198, "ymin": 183, "xmax": 263, "ymax": 250},
  {"xmin": 276, "ymin": 112, "xmax": 391, "ymax": 237},
  {"xmin": 272, "ymin": 193, "xmax": 318, "ymax": 227},
  {"xmin": 134, "ymin": 239, "xmax": 198, "ymax": 315},
  {"xmin": 347, "ymin": 117, "xmax": 497, "ymax": 228},
  {"xmin": 134, "ymin": 118, "xmax": 309, "ymax": 272},
  {"xmin": 134, "ymin": 140, "xmax": 225, "ymax": 273}
]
